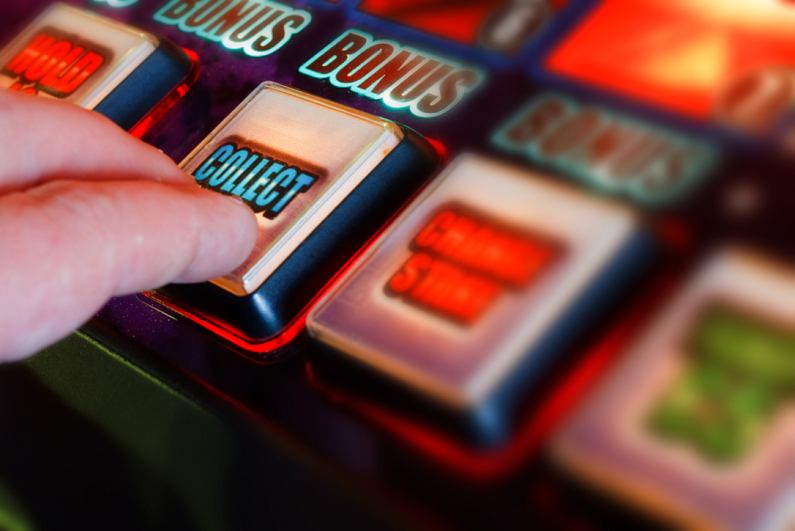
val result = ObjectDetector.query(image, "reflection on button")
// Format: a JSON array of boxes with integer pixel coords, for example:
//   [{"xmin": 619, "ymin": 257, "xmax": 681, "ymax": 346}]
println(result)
[
  {"xmin": 182, "ymin": 82, "xmax": 405, "ymax": 296},
  {"xmin": 554, "ymin": 249, "xmax": 795, "ymax": 530},
  {"xmin": 307, "ymin": 154, "xmax": 648, "ymax": 444},
  {"xmin": 156, "ymin": 82, "xmax": 440, "ymax": 350},
  {"xmin": 0, "ymin": 3, "xmax": 197, "ymax": 132}
]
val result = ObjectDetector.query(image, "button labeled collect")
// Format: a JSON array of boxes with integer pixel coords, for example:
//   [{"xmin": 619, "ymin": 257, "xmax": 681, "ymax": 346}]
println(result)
[
  {"xmin": 158, "ymin": 82, "xmax": 440, "ymax": 349},
  {"xmin": 193, "ymin": 140, "xmax": 318, "ymax": 219}
]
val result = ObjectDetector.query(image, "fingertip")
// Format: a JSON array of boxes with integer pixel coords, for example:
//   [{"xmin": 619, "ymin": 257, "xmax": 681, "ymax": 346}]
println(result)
[
  {"xmin": 173, "ymin": 187, "xmax": 259, "ymax": 283},
  {"xmin": 0, "ymin": 180, "xmax": 259, "ymax": 359},
  {"xmin": 0, "ymin": 89, "xmax": 190, "ymax": 189}
]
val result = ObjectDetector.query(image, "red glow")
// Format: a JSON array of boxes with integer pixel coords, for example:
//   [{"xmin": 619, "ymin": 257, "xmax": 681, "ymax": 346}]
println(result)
[
  {"xmin": 145, "ymin": 291, "xmax": 308, "ymax": 355},
  {"xmin": 388, "ymin": 252, "xmax": 502, "ymax": 324},
  {"xmin": 40, "ymin": 46, "xmax": 86, "ymax": 87},
  {"xmin": 414, "ymin": 209, "xmax": 558, "ymax": 286},
  {"xmin": 359, "ymin": 0, "xmax": 506, "ymax": 45},
  {"xmin": 546, "ymin": 0, "xmax": 795, "ymax": 119},
  {"xmin": 307, "ymin": 275, "xmax": 674, "ymax": 479},
  {"xmin": 54, "ymin": 51, "xmax": 103, "ymax": 93},
  {"xmin": 387, "ymin": 205, "xmax": 561, "ymax": 324},
  {"xmin": 5, "ymin": 32, "xmax": 105, "ymax": 96},
  {"xmin": 654, "ymin": 217, "xmax": 693, "ymax": 256},
  {"xmin": 358, "ymin": 0, "xmax": 568, "ymax": 46},
  {"xmin": 425, "ymin": 137, "xmax": 449, "ymax": 165},
  {"xmin": 145, "ymin": 141, "xmax": 441, "ymax": 356},
  {"xmin": 6, "ymin": 33, "xmax": 54, "ymax": 73},
  {"xmin": 129, "ymin": 47, "xmax": 200, "ymax": 138}
]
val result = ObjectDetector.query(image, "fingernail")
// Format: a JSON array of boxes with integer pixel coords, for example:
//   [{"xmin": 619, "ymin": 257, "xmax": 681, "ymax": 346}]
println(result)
[{"xmin": 224, "ymin": 193, "xmax": 248, "ymax": 207}]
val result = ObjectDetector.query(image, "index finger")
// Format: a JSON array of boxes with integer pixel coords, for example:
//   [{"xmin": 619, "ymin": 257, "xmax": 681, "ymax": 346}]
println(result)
[
  {"xmin": 0, "ymin": 89, "xmax": 190, "ymax": 193},
  {"xmin": 0, "ymin": 178, "xmax": 258, "ymax": 361}
]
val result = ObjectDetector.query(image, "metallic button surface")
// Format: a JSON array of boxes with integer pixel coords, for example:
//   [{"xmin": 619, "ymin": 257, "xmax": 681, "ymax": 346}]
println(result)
[
  {"xmin": 0, "ymin": 3, "xmax": 158, "ymax": 108},
  {"xmin": 554, "ymin": 249, "xmax": 795, "ymax": 531},
  {"xmin": 308, "ymin": 154, "xmax": 638, "ymax": 408},
  {"xmin": 181, "ymin": 82, "xmax": 404, "ymax": 295}
]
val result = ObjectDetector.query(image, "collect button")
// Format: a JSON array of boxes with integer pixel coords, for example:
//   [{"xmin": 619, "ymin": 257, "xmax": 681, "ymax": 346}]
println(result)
[
  {"xmin": 192, "ymin": 140, "xmax": 320, "ymax": 219},
  {"xmin": 158, "ymin": 82, "xmax": 440, "ymax": 349}
]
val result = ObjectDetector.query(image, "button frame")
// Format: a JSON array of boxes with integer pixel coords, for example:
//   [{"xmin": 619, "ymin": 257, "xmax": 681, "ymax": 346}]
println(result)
[
  {"xmin": 554, "ymin": 249, "xmax": 795, "ymax": 530},
  {"xmin": 307, "ymin": 154, "xmax": 649, "ymax": 444}
]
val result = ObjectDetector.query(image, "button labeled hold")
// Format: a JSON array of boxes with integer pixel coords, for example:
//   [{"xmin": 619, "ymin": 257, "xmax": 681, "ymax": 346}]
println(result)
[{"xmin": 0, "ymin": 3, "xmax": 198, "ymax": 132}]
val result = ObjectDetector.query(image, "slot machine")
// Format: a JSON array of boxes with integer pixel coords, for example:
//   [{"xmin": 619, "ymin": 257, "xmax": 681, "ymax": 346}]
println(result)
[{"xmin": 3, "ymin": 1, "xmax": 795, "ymax": 529}]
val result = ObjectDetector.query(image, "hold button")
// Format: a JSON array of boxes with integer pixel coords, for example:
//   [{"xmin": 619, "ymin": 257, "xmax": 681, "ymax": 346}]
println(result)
[{"xmin": 0, "ymin": 3, "xmax": 198, "ymax": 133}]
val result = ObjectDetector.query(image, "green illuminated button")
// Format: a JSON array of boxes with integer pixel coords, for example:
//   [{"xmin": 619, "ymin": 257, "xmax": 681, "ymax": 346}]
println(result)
[
  {"xmin": 555, "ymin": 249, "xmax": 795, "ymax": 530},
  {"xmin": 650, "ymin": 306, "xmax": 795, "ymax": 462}
]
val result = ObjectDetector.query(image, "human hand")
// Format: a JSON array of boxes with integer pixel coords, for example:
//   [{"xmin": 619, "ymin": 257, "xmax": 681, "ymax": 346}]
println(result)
[{"xmin": 0, "ymin": 90, "xmax": 258, "ymax": 361}]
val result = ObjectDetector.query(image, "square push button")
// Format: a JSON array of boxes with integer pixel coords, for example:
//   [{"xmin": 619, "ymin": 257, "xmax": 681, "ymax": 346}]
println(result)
[
  {"xmin": 545, "ymin": 0, "xmax": 795, "ymax": 132},
  {"xmin": 0, "ymin": 3, "xmax": 197, "ymax": 133},
  {"xmin": 307, "ymin": 154, "xmax": 648, "ymax": 444},
  {"xmin": 554, "ymin": 250, "xmax": 795, "ymax": 530},
  {"xmin": 157, "ymin": 82, "xmax": 439, "ymax": 349}
]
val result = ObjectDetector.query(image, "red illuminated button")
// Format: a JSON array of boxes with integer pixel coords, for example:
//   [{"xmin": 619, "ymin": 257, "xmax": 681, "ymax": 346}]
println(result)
[
  {"xmin": 357, "ymin": 0, "xmax": 566, "ymax": 54},
  {"xmin": 0, "ymin": 3, "xmax": 197, "ymax": 132},
  {"xmin": 546, "ymin": 0, "xmax": 795, "ymax": 132},
  {"xmin": 307, "ymin": 154, "xmax": 646, "ymax": 444},
  {"xmin": 554, "ymin": 249, "xmax": 795, "ymax": 530}
]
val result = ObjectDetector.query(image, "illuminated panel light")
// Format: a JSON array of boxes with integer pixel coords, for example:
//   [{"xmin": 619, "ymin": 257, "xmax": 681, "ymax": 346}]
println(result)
[
  {"xmin": 492, "ymin": 93, "xmax": 718, "ymax": 205},
  {"xmin": 298, "ymin": 29, "xmax": 483, "ymax": 119},
  {"xmin": 356, "ymin": 0, "xmax": 569, "ymax": 54},
  {"xmin": 155, "ymin": 82, "xmax": 440, "ymax": 352},
  {"xmin": 0, "ymin": 3, "xmax": 198, "ymax": 131},
  {"xmin": 307, "ymin": 154, "xmax": 649, "ymax": 445},
  {"xmin": 153, "ymin": 0, "xmax": 311, "ymax": 57},
  {"xmin": 554, "ymin": 249, "xmax": 795, "ymax": 530},
  {"xmin": 545, "ymin": 0, "xmax": 795, "ymax": 133}
]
